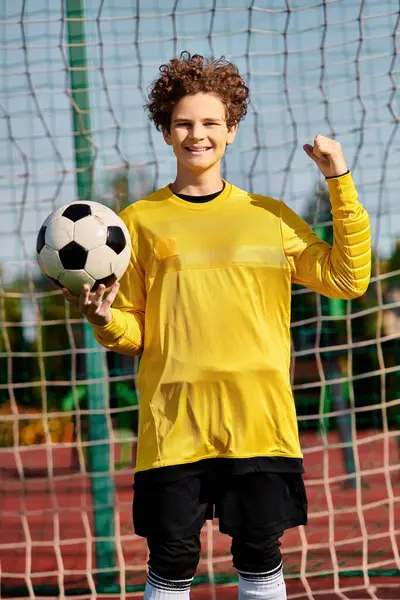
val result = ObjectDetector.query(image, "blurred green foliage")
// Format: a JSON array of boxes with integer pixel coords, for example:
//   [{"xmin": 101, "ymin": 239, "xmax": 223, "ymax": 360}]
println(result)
[{"xmin": 291, "ymin": 183, "xmax": 400, "ymax": 431}]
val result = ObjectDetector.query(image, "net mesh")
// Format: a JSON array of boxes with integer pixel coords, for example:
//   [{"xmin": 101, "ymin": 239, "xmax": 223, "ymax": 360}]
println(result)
[{"xmin": 0, "ymin": 1, "xmax": 399, "ymax": 598}]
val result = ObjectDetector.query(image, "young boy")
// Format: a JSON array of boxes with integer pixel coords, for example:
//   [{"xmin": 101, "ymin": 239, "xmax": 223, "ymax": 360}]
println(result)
[{"xmin": 64, "ymin": 53, "xmax": 371, "ymax": 599}]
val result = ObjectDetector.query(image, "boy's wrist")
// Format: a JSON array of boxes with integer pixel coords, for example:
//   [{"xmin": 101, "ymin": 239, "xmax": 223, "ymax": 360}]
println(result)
[
  {"xmin": 87, "ymin": 310, "xmax": 113, "ymax": 328},
  {"xmin": 325, "ymin": 170, "xmax": 350, "ymax": 180}
]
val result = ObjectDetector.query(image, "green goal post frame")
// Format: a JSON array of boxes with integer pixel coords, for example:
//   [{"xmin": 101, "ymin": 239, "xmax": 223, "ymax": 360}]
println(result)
[{"xmin": 65, "ymin": 0, "xmax": 117, "ymax": 589}]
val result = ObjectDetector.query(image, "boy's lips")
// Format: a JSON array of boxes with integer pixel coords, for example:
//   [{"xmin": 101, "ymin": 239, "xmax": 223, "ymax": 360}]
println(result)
[{"xmin": 185, "ymin": 146, "xmax": 212, "ymax": 153}]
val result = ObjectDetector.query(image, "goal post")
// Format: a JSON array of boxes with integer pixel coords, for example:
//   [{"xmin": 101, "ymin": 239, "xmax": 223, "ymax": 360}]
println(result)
[{"xmin": 65, "ymin": 0, "xmax": 117, "ymax": 588}]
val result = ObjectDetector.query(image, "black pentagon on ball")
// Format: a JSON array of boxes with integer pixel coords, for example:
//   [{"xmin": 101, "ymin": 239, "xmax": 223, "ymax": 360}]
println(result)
[
  {"xmin": 62, "ymin": 203, "xmax": 92, "ymax": 222},
  {"xmin": 106, "ymin": 226, "xmax": 126, "ymax": 255},
  {"xmin": 36, "ymin": 225, "xmax": 47, "ymax": 254},
  {"xmin": 59, "ymin": 241, "xmax": 88, "ymax": 270},
  {"xmin": 91, "ymin": 274, "xmax": 117, "ymax": 292}
]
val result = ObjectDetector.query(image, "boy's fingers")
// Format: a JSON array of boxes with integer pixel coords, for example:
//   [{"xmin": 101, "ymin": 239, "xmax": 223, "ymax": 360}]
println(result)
[
  {"xmin": 61, "ymin": 281, "xmax": 118, "ymax": 314},
  {"xmin": 102, "ymin": 281, "xmax": 120, "ymax": 307},
  {"xmin": 91, "ymin": 285, "xmax": 106, "ymax": 307},
  {"xmin": 79, "ymin": 284, "xmax": 91, "ymax": 313},
  {"xmin": 62, "ymin": 288, "xmax": 78, "ymax": 305},
  {"xmin": 303, "ymin": 144, "xmax": 318, "ymax": 162}
]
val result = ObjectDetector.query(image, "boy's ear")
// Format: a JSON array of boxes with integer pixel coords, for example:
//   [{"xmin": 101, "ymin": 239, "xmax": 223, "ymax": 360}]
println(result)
[
  {"xmin": 226, "ymin": 122, "xmax": 238, "ymax": 145},
  {"xmin": 162, "ymin": 128, "xmax": 173, "ymax": 146}
]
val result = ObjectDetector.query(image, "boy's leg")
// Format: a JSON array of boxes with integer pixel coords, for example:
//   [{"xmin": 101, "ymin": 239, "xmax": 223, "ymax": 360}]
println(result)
[
  {"xmin": 144, "ymin": 535, "xmax": 201, "ymax": 600},
  {"xmin": 231, "ymin": 533, "xmax": 286, "ymax": 600},
  {"xmin": 133, "ymin": 468, "xmax": 209, "ymax": 598},
  {"xmin": 217, "ymin": 471, "xmax": 308, "ymax": 600}
]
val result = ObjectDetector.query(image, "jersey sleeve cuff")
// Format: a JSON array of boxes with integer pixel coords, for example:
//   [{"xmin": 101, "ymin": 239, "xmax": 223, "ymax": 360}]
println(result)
[
  {"xmin": 326, "ymin": 171, "xmax": 359, "ymax": 212},
  {"xmin": 325, "ymin": 170, "xmax": 350, "ymax": 179}
]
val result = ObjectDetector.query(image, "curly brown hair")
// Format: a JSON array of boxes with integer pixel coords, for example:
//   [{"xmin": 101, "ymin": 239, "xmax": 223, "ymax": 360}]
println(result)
[{"xmin": 146, "ymin": 52, "xmax": 249, "ymax": 132}]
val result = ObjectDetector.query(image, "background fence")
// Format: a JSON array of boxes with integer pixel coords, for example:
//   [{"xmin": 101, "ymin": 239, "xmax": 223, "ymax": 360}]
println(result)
[{"xmin": 0, "ymin": 1, "xmax": 399, "ymax": 598}]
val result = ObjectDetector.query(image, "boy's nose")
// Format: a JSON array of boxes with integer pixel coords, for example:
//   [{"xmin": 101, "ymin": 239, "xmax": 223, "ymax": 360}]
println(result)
[{"xmin": 190, "ymin": 124, "xmax": 206, "ymax": 140}]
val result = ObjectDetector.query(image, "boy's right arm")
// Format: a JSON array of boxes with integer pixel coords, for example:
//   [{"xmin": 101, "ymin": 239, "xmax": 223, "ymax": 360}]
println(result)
[
  {"xmin": 63, "ymin": 221, "xmax": 146, "ymax": 356},
  {"xmin": 93, "ymin": 251, "xmax": 146, "ymax": 355}
]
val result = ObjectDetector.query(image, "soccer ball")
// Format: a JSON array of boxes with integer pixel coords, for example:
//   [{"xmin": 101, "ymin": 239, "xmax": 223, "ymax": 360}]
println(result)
[{"xmin": 36, "ymin": 201, "xmax": 131, "ymax": 294}]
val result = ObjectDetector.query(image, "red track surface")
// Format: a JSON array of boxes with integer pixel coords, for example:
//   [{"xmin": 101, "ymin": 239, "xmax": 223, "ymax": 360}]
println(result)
[{"xmin": 1, "ymin": 431, "xmax": 399, "ymax": 599}]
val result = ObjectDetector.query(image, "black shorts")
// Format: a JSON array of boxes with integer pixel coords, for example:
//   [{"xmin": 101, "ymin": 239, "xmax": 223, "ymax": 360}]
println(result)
[{"xmin": 133, "ymin": 462, "xmax": 307, "ymax": 541}]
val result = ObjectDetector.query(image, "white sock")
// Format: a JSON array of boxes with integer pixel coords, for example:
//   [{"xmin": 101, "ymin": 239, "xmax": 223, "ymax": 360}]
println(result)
[
  {"xmin": 238, "ymin": 562, "xmax": 287, "ymax": 600},
  {"xmin": 143, "ymin": 569, "xmax": 192, "ymax": 600}
]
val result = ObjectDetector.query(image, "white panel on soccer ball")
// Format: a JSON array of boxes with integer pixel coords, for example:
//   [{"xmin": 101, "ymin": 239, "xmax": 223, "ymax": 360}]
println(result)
[
  {"xmin": 38, "ymin": 245, "xmax": 64, "ymax": 280},
  {"xmin": 42, "ymin": 201, "xmax": 96, "ymax": 228},
  {"xmin": 85, "ymin": 245, "xmax": 117, "ymax": 280},
  {"xmin": 113, "ymin": 243, "xmax": 131, "ymax": 279},
  {"xmin": 91, "ymin": 203, "xmax": 121, "ymax": 225},
  {"xmin": 45, "ymin": 216, "xmax": 74, "ymax": 250},
  {"xmin": 74, "ymin": 215, "xmax": 108, "ymax": 251},
  {"xmin": 41, "ymin": 204, "xmax": 69, "ymax": 228},
  {"xmin": 59, "ymin": 269, "xmax": 95, "ymax": 294},
  {"xmin": 93, "ymin": 204, "xmax": 131, "ymax": 244}
]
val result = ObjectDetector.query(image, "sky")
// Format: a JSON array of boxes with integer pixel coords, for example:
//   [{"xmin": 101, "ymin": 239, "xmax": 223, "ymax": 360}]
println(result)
[{"xmin": 0, "ymin": 0, "xmax": 399, "ymax": 286}]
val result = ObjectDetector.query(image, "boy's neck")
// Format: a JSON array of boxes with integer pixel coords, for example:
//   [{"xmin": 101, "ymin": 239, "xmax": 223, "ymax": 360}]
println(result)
[{"xmin": 170, "ymin": 165, "xmax": 224, "ymax": 197}]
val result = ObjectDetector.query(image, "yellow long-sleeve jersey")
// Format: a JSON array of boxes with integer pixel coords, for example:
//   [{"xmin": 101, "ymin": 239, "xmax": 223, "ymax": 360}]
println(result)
[{"xmin": 94, "ymin": 173, "xmax": 371, "ymax": 473}]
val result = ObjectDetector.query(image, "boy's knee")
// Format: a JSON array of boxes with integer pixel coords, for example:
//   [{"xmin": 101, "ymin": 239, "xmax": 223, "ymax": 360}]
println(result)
[
  {"xmin": 148, "ymin": 535, "xmax": 201, "ymax": 580},
  {"xmin": 231, "ymin": 533, "xmax": 283, "ymax": 573}
]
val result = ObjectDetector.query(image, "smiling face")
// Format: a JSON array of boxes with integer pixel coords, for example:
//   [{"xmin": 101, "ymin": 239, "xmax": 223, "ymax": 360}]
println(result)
[{"xmin": 163, "ymin": 93, "xmax": 238, "ymax": 176}]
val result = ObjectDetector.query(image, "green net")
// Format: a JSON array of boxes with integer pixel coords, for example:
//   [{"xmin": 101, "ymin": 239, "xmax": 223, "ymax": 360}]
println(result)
[{"xmin": 0, "ymin": 0, "xmax": 399, "ymax": 598}]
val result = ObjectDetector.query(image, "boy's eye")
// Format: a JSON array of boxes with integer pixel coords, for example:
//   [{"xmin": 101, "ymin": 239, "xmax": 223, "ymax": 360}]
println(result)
[{"xmin": 175, "ymin": 122, "xmax": 219, "ymax": 127}]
